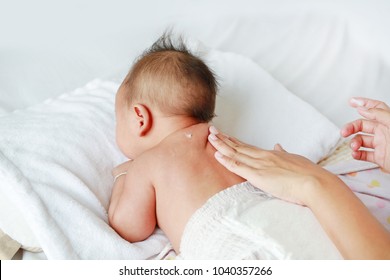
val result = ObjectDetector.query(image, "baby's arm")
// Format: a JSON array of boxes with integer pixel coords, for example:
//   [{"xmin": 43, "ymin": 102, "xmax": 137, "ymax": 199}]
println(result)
[{"xmin": 108, "ymin": 159, "xmax": 156, "ymax": 242}]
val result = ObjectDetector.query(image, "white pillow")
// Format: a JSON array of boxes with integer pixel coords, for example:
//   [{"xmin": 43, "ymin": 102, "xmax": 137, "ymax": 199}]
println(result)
[
  {"xmin": 0, "ymin": 49, "xmax": 340, "ymax": 259},
  {"xmin": 208, "ymin": 49, "xmax": 341, "ymax": 163}
]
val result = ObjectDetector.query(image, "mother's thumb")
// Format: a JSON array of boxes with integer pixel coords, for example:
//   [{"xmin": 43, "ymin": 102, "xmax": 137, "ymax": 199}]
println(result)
[{"xmin": 274, "ymin": 143, "xmax": 286, "ymax": 152}]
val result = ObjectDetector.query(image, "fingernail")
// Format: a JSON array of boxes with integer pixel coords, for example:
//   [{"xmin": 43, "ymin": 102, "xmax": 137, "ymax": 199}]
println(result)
[
  {"xmin": 208, "ymin": 133, "xmax": 218, "ymax": 141},
  {"xmin": 350, "ymin": 142, "xmax": 360, "ymax": 151},
  {"xmin": 209, "ymin": 125, "xmax": 219, "ymax": 135},
  {"xmin": 215, "ymin": 151, "xmax": 223, "ymax": 159},
  {"xmin": 351, "ymin": 98, "xmax": 364, "ymax": 107}
]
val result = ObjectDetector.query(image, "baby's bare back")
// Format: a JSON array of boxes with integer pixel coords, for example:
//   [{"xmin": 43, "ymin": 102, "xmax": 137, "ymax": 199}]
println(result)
[{"xmin": 148, "ymin": 123, "xmax": 244, "ymax": 252}]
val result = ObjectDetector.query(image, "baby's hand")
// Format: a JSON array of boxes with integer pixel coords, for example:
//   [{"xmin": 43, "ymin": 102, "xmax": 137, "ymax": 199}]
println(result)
[{"xmin": 341, "ymin": 97, "xmax": 390, "ymax": 172}]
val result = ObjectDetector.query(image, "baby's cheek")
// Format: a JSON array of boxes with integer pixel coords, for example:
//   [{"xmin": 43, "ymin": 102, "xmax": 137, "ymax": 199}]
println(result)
[
  {"xmin": 117, "ymin": 137, "xmax": 136, "ymax": 159},
  {"xmin": 115, "ymin": 132, "xmax": 127, "ymax": 153}
]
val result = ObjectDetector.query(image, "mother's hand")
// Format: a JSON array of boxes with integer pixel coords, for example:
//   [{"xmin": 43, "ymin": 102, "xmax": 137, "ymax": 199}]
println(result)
[
  {"xmin": 341, "ymin": 97, "xmax": 390, "ymax": 173},
  {"xmin": 208, "ymin": 126, "xmax": 337, "ymax": 206},
  {"xmin": 208, "ymin": 126, "xmax": 390, "ymax": 259}
]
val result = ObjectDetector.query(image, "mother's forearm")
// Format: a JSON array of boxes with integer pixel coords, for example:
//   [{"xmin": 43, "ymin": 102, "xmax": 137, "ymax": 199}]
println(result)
[{"xmin": 305, "ymin": 175, "xmax": 390, "ymax": 259}]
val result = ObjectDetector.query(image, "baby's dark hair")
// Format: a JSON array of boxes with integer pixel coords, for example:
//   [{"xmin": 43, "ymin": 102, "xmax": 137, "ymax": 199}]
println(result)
[{"xmin": 121, "ymin": 32, "xmax": 217, "ymax": 122}]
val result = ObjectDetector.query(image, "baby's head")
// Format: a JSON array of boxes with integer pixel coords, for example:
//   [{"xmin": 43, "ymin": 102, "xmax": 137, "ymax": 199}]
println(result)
[{"xmin": 116, "ymin": 32, "xmax": 218, "ymax": 158}]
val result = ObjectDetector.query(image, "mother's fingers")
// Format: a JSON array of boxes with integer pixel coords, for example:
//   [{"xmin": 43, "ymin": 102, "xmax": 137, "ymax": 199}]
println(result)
[
  {"xmin": 208, "ymin": 132, "xmax": 259, "ymax": 168},
  {"xmin": 208, "ymin": 126, "xmax": 265, "ymax": 158},
  {"xmin": 214, "ymin": 151, "xmax": 261, "ymax": 181},
  {"xmin": 341, "ymin": 119, "xmax": 377, "ymax": 138},
  {"xmin": 350, "ymin": 97, "xmax": 390, "ymax": 110},
  {"xmin": 351, "ymin": 150, "xmax": 376, "ymax": 165},
  {"xmin": 209, "ymin": 126, "xmax": 251, "ymax": 148},
  {"xmin": 274, "ymin": 143, "xmax": 286, "ymax": 152},
  {"xmin": 358, "ymin": 107, "xmax": 390, "ymax": 126},
  {"xmin": 350, "ymin": 134, "xmax": 374, "ymax": 151}
]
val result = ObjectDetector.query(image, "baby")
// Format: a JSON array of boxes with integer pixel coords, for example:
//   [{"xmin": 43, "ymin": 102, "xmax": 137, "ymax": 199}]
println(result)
[
  {"xmin": 108, "ymin": 33, "xmax": 332, "ymax": 259},
  {"xmin": 108, "ymin": 33, "xmax": 245, "ymax": 254}
]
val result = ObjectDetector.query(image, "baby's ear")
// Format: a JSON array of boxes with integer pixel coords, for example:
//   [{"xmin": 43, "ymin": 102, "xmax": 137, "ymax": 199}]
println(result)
[{"xmin": 133, "ymin": 104, "xmax": 152, "ymax": 136}]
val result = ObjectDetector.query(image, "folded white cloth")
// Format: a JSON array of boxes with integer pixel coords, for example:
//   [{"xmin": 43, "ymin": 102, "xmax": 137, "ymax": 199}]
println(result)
[{"xmin": 320, "ymin": 140, "xmax": 378, "ymax": 175}]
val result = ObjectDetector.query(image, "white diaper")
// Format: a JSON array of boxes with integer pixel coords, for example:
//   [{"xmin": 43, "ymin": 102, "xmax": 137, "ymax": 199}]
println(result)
[
  {"xmin": 179, "ymin": 181, "xmax": 288, "ymax": 259},
  {"xmin": 178, "ymin": 181, "xmax": 342, "ymax": 260}
]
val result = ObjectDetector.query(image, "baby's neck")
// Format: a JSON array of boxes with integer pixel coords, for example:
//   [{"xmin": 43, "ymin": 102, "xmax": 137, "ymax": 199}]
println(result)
[{"xmin": 153, "ymin": 115, "xmax": 202, "ymax": 143}]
